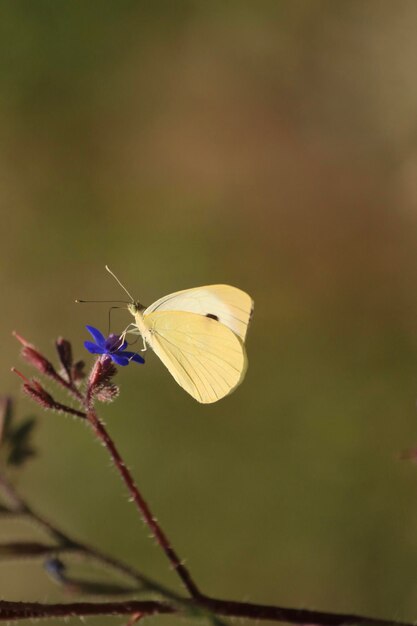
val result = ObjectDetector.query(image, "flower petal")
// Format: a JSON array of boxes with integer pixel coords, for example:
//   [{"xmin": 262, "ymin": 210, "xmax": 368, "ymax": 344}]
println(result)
[
  {"xmin": 84, "ymin": 341, "xmax": 106, "ymax": 355},
  {"xmin": 110, "ymin": 353, "xmax": 130, "ymax": 366},
  {"xmin": 131, "ymin": 353, "xmax": 145, "ymax": 364},
  {"xmin": 86, "ymin": 326, "xmax": 106, "ymax": 348},
  {"xmin": 118, "ymin": 351, "xmax": 145, "ymax": 364}
]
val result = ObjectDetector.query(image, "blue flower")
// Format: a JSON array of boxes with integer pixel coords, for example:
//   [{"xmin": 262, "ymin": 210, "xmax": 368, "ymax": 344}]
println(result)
[{"xmin": 84, "ymin": 326, "xmax": 144, "ymax": 367}]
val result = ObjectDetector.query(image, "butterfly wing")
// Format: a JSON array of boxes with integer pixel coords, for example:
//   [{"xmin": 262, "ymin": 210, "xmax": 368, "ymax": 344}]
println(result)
[
  {"xmin": 143, "ymin": 310, "xmax": 247, "ymax": 403},
  {"xmin": 143, "ymin": 285, "xmax": 253, "ymax": 341}
]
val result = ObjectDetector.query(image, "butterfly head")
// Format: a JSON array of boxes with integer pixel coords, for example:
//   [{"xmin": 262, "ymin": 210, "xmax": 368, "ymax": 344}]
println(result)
[{"xmin": 127, "ymin": 302, "xmax": 144, "ymax": 316}]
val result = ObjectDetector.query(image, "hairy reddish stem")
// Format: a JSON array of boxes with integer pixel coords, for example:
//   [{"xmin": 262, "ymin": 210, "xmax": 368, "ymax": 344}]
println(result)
[
  {"xmin": 0, "ymin": 471, "xmax": 183, "ymax": 600},
  {"xmin": 85, "ymin": 407, "xmax": 202, "ymax": 599}
]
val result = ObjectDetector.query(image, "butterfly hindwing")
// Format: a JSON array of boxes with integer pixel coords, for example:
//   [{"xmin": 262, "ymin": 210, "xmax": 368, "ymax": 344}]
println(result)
[{"xmin": 143, "ymin": 310, "xmax": 247, "ymax": 404}]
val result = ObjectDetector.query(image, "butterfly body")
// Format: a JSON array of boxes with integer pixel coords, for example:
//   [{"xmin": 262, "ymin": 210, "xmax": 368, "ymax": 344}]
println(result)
[{"xmin": 127, "ymin": 285, "xmax": 253, "ymax": 404}]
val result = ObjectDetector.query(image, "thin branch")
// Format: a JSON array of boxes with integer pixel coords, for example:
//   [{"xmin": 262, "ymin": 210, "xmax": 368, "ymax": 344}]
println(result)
[
  {"xmin": 0, "ymin": 472, "xmax": 227, "ymax": 624},
  {"xmin": 0, "ymin": 471, "xmax": 189, "ymax": 605},
  {"xmin": 85, "ymin": 406, "xmax": 203, "ymax": 599},
  {"xmin": 0, "ymin": 473, "xmax": 25, "ymax": 513},
  {"xmin": 0, "ymin": 541, "xmax": 77, "ymax": 558},
  {"xmin": 0, "ymin": 600, "xmax": 171, "ymax": 621},
  {"xmin": 0, "ymin": 597, "xmax": 413, "ymax": 625}
]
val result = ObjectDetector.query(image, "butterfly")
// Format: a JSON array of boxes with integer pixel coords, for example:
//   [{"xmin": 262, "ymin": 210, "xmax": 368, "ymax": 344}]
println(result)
[{"xmin": 82, "ymin": 267, "xmax": 254, "ymax": 404}]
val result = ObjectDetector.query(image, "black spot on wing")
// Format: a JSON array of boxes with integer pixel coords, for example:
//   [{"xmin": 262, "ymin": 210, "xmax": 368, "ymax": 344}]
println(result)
[{"xmin": 206, "ymin": 313, "xmax": 219, "ymax": 321}]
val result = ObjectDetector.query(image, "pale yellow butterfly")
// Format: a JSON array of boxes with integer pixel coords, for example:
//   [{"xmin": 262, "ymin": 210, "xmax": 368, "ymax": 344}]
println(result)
[{"xmin": 94, "ymin": 267, "xmax": 253, "ymax": 404}]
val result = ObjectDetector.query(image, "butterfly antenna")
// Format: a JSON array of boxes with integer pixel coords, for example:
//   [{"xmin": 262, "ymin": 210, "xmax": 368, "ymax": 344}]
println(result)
[
  {"xmin": 75, "ymin": 300, "xmax": 128, "ymax": 304},
  {"xmin": 105, "ymin": 265, "xmax": 135, "ymax": 303}
]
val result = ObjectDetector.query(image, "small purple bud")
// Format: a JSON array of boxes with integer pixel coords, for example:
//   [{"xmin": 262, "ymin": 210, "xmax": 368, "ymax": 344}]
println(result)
[
  {"xmin": 72, "ymin": 360, "xmax": 86, "ymax": 382},
  {"xmin": 56, "ymin": 338, "xmax": 73, "ymax": 380},
  {"xmin": 89, "ymin": 356, "xmax": 117, "ymax": 389},
  {"xmin": 13, "ymin": 332, "xmax": 56, "ymax": 376},
  {"xmin": 44, "ymin": 557, "xmax": 66, "ymax": 582},
  {"xmin": 13, "ymin": 368, "xmax": 85, "ymax": 418},
  {"xmin": 22, "ymin": 381, "xmax": 55, "ymax": 410},
  {"xmin": 21, "ymin": 346, "xmax": 57, "ymax": 377},
  {"xmin": 87, "ymin": 356, "xmax": 119, "ymax": 405}
]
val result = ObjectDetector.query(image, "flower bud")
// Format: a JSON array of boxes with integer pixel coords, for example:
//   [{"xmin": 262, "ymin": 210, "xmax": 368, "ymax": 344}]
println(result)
[
  {"xmin": 14, "ymin": 332, "xmax": 59, "ymax": 380},
  {"xmin": 22, "ymin": 381, "xmax": 55, "ymax": 410},
  {"xmin": 55, "ymin": 338, "xmax": 73, "ymax": 379},
  {"xmin": 96, "ymin": 384, "xmax": 120, "ymax": 403},
  {"xmin": 87, "ymin": 356, "xmax": 119, "ymax": 404},
  {"xmin": 21, "ymin": 346, "xmax": 57, "ymax": 377},
  {"xmin": 89, "ymin": 356, "xmax": 117, "ymax": 389},
  {"xmin": 44, "ymin": 558, "xmax": 66, "ymax": 583},
  {"xmin": 71, "ymin": 360, "xmax": 86, "ymax": 382}
]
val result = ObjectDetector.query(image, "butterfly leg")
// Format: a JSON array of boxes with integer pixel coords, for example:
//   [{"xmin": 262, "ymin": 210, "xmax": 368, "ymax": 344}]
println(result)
[
  {"xmin": 118, "ymin": 323, "xmax": 148, "ymax": 352},
  {"xmin": 119, "ymin": 323, "xmax": 139, "ymax": 344}
]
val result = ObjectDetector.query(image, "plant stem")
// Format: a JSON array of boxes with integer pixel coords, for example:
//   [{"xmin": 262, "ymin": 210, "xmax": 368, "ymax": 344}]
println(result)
[
  {"xmin": 85, "ymin": 406, "xmax": 202, "ymax": 599},
  {"xmin": 0, "ymin": 597, "xmax": 413, "ymax": 626},
  {"xmin": 0, "ymin": 471, "xmax": 186, "ymax": 602}
]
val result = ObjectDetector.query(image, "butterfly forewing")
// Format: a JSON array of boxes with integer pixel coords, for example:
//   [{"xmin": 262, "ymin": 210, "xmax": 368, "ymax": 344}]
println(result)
[
  {"xmin": 143, "ymin": 310, "xmax": 247, "ymax": 403},
  {"xmin": 143, "ymin": 285, "xmax": 253, "ymax": 341}
]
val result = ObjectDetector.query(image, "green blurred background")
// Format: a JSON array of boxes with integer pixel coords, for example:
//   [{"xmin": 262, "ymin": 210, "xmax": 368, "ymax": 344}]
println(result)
[{"xmin": 1, "ymin": 1, "xmax": 417, "ymax": 624}]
